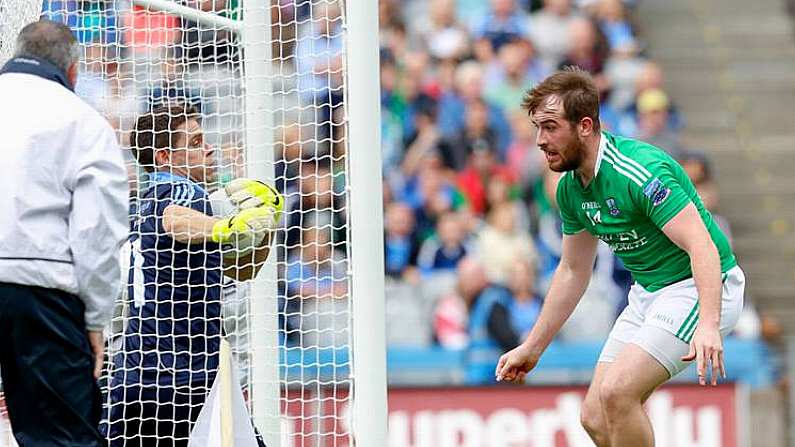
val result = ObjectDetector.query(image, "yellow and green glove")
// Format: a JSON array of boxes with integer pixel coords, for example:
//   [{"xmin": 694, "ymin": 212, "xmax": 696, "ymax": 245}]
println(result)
[
  {"xmin": 211, "ymin": 178, "xmax": 283, "ymax": 255},
  {"xmin": 211, "ymin": 206, "xmax": 274, "ymax": 250},
  {"xmin": 224, "ymin": 178, "xmax": 284, "ymax": 220}
]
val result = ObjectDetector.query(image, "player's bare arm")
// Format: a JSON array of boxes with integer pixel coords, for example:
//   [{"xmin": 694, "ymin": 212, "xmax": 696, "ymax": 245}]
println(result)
[
  {"xmin": 496, "ymin": 230, "xmax": 599, "ymax": 383},
  {"xmin": 661, "ymin": 202, "xmax": 724, "ymax": 386},
  {"xmin": 162, "ymin": 204, "xmax": 219, "ymax": 244},
  {"xmin": 162, "ymin": 203, "xmax": 274, "ymax": 281}
]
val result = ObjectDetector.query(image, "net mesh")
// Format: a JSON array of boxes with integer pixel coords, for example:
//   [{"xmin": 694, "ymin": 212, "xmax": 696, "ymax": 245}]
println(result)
[
  {"xmin": 0, "ymin": 0, "xmax": 41, "ymax": 64},
  {"xmin": 0, "ymin": 0, "xmax": 354, "ymax": 445}
]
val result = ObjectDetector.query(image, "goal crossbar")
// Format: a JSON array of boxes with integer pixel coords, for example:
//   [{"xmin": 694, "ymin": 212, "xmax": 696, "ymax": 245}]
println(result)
[{"xmin": 131, "ymin": 0, "xmax": 242, "ymax": 32}]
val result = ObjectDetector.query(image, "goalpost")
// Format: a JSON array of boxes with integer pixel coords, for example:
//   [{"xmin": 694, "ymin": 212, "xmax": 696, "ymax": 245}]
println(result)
[{"xmin": 0, "ymin": 0, "xmax": 386, "ymax": 445}]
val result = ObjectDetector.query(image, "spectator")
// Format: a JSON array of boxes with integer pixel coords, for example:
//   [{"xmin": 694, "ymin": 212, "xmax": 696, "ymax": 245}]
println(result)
[
  {"xmin": 679, "ymin": 151, "xmax": 733, "ymax": 243},
  {"xmin": 398, "ymin": 54, "xmax": 440, "ymax": 140},
  {"xmin": 433, "ymin": 257, "xmax": 518, "ymax": 351},
  {"xmin": 506, "ymin": 108, "xmax": 545, "ymax": 191},
  {"xmin": 379, "ymin": 0, "xmax": 408, "ymax": 59},
  {"xmin": 437, "ymin": 61, "xmax": 513, "ymax": 154},
  {"xmin": 603, "ymin": 57, "xmax": 645, "ymax": 123},
  {"xmin": 595, "ymin": 0, "xmax": 637, "ymax": 53},
  {"xmin": 432, "ymin": 290, "xmax": 469, "ymax": 349},
  {"xmin": 274, "ymin": 124, "xmax": 309, "ymax": 192},
  {"xmin": 417, "ymin": 212, "xmax": 470, "ymax": 274},
  {"xmin": 42, "ymin": 0, "xmax": 119, "ymax": 46},
  {"xmin": 417, "ymin": 0, "xmax": 471, "ymax": 61},
  {"xmin": 401, "ymin": 101, "xmax": 459, "ymax": 175},
  {"xmin": 446, "ymin": 98, "xmax": 500, "ymax": 170},
  {"xmin": 634, "ymin": 88, "xmax": 683, "ymax": 156},
  {"xmin": 529, "ymin": 0, "xmax": 577, "ymax": 69},
  {"xmin": 285, "ymin": 227, "xmax": 348, "ymax": 349},
  {"xmin": 476, "ymin": 202, "xmax": 538, "ymax": 285},
  {"xmin": 484, "ymin": 40, "xmax": 540, "ymax": 112},
  {"xmin": 380, "ymin": 50, "xmax": 407, "ymax": 172},
  {"xmin": 121, "ymin": 2, "xmax": 179, "ymax": 59},
  {"xmin": 557, "ymin": 263, "xmax": 618, "ymax": 342},
  {"xmin": 180, "ymin": 0, "xmax": 239, "ymax": 65},
  {"xmin": 75, "ymin": 40, "xmax": 137, "ymax": 134},
  {"xmin": 507, "ymin": 259, "xmax": 542, "ymax": 338},
  {"xmin": 74, "ymin": 40, "xmax": 107, "ymax": 111},
  {"xmin": 558, "ymin": 17, "xmax": 609, "ymax": 90},
  {"xmin": 470, "ymin": 0, "xmax": 531, "ymax": 57},
  {"xmin": 383, "ymin": 202, "xmax": 421, "ymax": 281},
  {"xmin": 533, "ymin": 167, "xmax": 565, "ymax": 291},
  {"xmin": 295, "ymin": 1, "xmax": 345, "ymax": 142},
  {"xmin": 401, "ymin": 163, "xmax": 459, "ymax": 240},
  {"xmin": 284, "ymin": 162, "xmax": 346, "ymax": 251},
  {"xmin": 486, "ymin": 170, "xmax": 532, "ymax": 232},
  {"xmin": 625, "ymin": 60, "xmax": 683, "ymax": 131},
  {"xmin": 457, "ymin": 139, "xmax": 508, "ymax": 215},
  {"xmin": 146, "ymin": 46, "xmax": 203, "ymax": 113},
  {"xmin": 455, "ymin": 258, "xmax": 518, "ymax": 380}
]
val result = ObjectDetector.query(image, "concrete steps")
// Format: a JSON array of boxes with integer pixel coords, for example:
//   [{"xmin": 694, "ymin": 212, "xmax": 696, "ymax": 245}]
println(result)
[{"xmin": 636, "ymin": 0, "xmax": 795, "ymax": 335}]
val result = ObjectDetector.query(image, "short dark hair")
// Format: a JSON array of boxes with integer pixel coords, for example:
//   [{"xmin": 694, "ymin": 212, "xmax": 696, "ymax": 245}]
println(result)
[
  {"xmin": 129, "ymin": 104, "xmax": 199, "ymax": 173},
  {"xmin": 521, "ymin": 67, "xmax": 601, "ymax": 131},
  {"xmin": 15, "ymin": 19, "xmax": 79, "ymax": 73}
]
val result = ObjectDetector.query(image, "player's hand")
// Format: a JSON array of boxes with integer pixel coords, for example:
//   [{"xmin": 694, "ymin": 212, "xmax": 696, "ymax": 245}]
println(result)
[
  {"xmin": 212, "ymin": 206, "xmax": 275, "ymax": 246},
  {"xmin": 495, "ymin": 343, "xmax": 541, "ymax": 384},
  {"xmin": 681, "ymin": 323, "xmax": 725, "ymax": 386},
  {"xmin": 86, "ymin": 330, "xmax": 105, "ymax": 379},
  {"xmin": 225, "ymin": 178, "xmax": 283, "ymax": 215}
]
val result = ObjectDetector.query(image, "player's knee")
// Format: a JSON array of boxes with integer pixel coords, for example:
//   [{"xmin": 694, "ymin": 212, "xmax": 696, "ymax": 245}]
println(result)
[
  {"xmin": 580, "ymin": 400, "xmax": 607, "ymax": 436},
  {"xmin": 599, "ymin": 377, "xmax": 636, "ymax": 417}
]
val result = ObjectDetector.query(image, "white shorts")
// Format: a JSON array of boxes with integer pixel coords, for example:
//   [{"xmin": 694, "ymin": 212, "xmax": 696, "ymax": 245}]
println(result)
[{"xmin": 598, "ymin": 265, "xmax": 746, "ymax": 377}]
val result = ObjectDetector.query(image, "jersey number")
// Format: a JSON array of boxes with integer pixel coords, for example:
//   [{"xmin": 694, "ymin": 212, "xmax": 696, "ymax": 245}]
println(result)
[
  {"xmin": 130, "ymin": 239, "xmax": 145, "ymax": 308},
  {"xmin": 586, "ymin": 210, "xmax": 602, "ymax": 226}
]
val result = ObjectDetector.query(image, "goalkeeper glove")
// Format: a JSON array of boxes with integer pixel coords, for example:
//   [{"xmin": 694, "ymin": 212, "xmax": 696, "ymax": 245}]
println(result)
[
  {"xmin": 225, "ymin": 178, "xmax": 284, "ymax": 218},
  {"xmin": 211, "ymin": 206, "xmax": 276, "ymax": 249}
]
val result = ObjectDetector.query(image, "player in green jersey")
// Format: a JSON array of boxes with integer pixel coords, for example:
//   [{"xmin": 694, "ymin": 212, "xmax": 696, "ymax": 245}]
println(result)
[{"xmin": 495, "ymin": 68, "xmax": 745, "ymax": 447}]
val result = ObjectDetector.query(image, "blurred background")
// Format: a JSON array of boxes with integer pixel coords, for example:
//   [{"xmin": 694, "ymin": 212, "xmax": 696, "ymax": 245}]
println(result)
[
  {"xmin": 375, "ymin": 0, "xmax": 794, "ymax": 445},
  {"xmin": 1, "ymin": 0, "xmax": 793, "ymax": 445}
]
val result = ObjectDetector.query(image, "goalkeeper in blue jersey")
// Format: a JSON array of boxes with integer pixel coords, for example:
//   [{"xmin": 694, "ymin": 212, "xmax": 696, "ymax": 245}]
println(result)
[{"xmin": 104, "ymin": 104, "xmax": 280, "ymax": 446}]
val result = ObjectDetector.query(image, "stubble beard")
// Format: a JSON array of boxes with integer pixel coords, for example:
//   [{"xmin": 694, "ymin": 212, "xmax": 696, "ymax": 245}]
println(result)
[{"xmin": 548, "ymin": 132, "xmax": 586, "ymax": 173}]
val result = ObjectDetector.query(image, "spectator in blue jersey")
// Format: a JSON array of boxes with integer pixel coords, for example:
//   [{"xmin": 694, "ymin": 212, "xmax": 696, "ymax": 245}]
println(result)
[
  {"xmin": 507, "ymin": 259, "xmax": 542, "ymax": 338},
  {"xmin": 437, "ymin": 61, "xmax": 513, "ymax": 157},
  {"xmin": 470, "ymin": 0, "xmax": 530, "ymax": 55},
  {"xmin": 456, "ymin": 257, "xmax": 519, "ymax": 382},
  {"xmin": 294, "ymin": 1, "xmax": 345, "ymax": 143},
  {"xmin": 285, "ymin": 227, "xmax": 349, "ymax": 349},
  {"xmin": 417, "ymin": 212, "xmax": 470, "ymax": 275},
  {"xmin": 104, "ymin": 104, "xmax": 280, "ymax": 446},
  {"xmin": 383, "ymin": 202, "xmax": 421, "ymax": 281}
]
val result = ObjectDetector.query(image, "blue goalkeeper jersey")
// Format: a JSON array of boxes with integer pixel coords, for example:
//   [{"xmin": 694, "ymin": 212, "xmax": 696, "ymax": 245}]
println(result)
[{"xmin": 114, "ymin": 171, "xmax": 222, "ymax": 387}]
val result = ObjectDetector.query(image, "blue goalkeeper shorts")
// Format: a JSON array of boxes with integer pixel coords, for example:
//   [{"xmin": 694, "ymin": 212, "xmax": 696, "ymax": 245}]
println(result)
[
  {"xmin": 103, "ymin": 382, "xmax": 208, "ymax": 447},
  {"xmin": 102, "ymin": 380, "xmax": 268, "ymax": 447}
]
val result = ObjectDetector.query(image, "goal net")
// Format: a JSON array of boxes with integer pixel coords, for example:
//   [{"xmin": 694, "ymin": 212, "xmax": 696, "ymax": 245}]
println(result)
[{"xmin": 0, "ymin": 0, "xmax": 384, "ymax": 446}]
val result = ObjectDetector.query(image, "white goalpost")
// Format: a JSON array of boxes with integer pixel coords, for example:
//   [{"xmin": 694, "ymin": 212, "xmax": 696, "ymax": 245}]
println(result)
[{"xmin": 0, "ymin": 0, "xmax": 386, "ymax": 445}]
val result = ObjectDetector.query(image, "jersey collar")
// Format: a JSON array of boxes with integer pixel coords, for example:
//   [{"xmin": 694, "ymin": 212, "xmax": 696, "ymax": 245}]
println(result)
[
  {"xmin": 575, "ymin": 132, "xmax": 607, "ymax": 189},
  {"xmin": 149, "ymin": 171, "xmax": 192, "ymax": 184},
  {"xmin": 594, "ymin": 131, "xmax": 607, "ymax": 179},
  {"xmin": 148, "ymin": 171, "xmax": 209, "ymax": 195}
]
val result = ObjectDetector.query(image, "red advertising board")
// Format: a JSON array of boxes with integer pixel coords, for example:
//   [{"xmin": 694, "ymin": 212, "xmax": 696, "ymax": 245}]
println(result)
[
  {"xmin": 0, "ymin": 384, "xmax": 745, "ymax": 447},
  {"xmin": 281, "ymin": 384, "xmax": 745, "ymax": 447}
]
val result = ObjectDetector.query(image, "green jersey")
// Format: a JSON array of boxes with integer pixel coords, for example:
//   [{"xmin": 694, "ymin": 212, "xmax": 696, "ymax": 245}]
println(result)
[{"xmin": 556, "ymin": 131, "xmax": 736, "ymax": 292}]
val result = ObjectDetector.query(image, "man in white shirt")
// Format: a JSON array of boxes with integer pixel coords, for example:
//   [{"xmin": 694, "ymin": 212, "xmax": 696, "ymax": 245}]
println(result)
[{"xmin": 0, "ymin": 20, "xmax": 129, "ymax": 446}]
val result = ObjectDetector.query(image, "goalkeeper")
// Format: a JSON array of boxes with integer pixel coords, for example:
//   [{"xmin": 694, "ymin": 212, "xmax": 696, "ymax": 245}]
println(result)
[{"xmin": 104, "ymin": 104, "xmax": 281, "ymax": 446}]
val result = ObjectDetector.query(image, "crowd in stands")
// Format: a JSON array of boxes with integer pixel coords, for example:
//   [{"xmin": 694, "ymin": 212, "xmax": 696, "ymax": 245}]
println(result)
[
  {"xmin": 40, "ymin": 0, "xmax": 777, "ymax": 362},
  {"xmin": 374, "ymin": 0, "xmax": 774, "ymax": 355}
]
